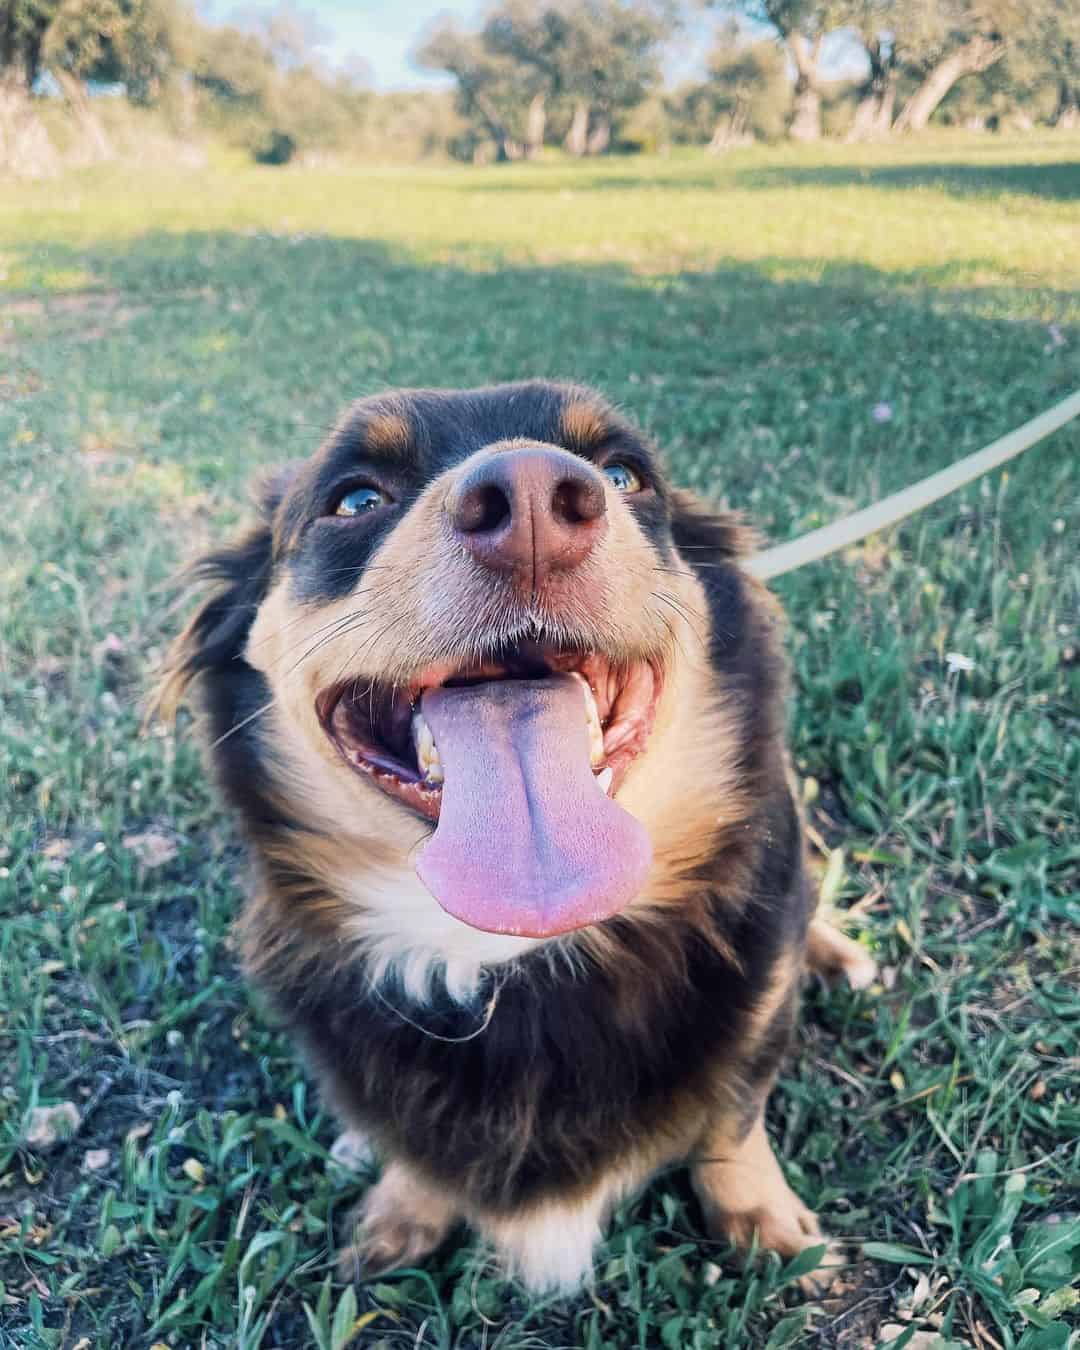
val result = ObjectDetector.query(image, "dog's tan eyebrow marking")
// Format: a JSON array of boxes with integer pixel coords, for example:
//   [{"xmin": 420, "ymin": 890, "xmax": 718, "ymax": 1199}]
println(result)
[
  {"xmin": 363, "ymin": 412, "xmax": 414, "ymax": 460},
  {"xmin": 560, "ymin": 400, "xmax": 610, "ymax": 451}
]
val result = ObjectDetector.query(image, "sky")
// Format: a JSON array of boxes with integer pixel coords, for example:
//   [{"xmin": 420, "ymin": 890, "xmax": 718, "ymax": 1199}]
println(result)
[
  {"xmin": 200, "ymin": 1, "xmax": 481, "ymax": 88},
  {"xmin": 202, "ymin": 0, "xmax": 727, "ymax": 90},
  {"xmin": 200, "ymin": 1, "xmax": 866, "ymax": 91}
]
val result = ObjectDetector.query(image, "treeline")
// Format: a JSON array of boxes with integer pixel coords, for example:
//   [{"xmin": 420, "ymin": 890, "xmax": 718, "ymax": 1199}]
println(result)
[
  {"xmin": 1, "ymin": 0, "xmax": 1078, "ymax": 175},
  {"xmin": 425, "ymin": 0, "xmax": 1080, "ymax": 160},
  {"xmin": 0, "ymin": 0, "xmax": 455, "ymax": 173}
]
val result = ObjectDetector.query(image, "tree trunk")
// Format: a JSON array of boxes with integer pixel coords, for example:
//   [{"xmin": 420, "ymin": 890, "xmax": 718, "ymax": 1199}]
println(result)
[
  {"xmin": 585, "ymin": 113, "xmax": 610, "ymax": 155},
  {"xmin": 565, "ymin": 98, "xmax": 589, "ymax": 156},
  {"xmin": 788, "ymin": 33, "xmax": 822, "ymax": 142},
  {"xmin": 1054, "ymin": 82, "xmax": 1080, "ymax": 129},
  {"xmin": 53, "ymin": 68, "xmax": 113, "ymax": 160},
  {"xmin": 708, "ymin": 104, "xmax": 750, "ymax": 153},
  {"xmin": 472, "ymin": 90, "xmax": 521, "ymax": 162},
  {"xmin": 525, "ymin": 91, "xmax": 546, "ymax": 158},
  {"xmin": 847, "ymin": 39, "xmax": 897, "ymax": 140},
  {"xmin": 0, "ymin": 71, "xmax": 58, "ymax": 177},
  {"xmin": 848, "ymin": 76, "xmax": 896, "ymax": 139},
  {"xmin": 893, "ymin": 36, "xmax": 1005, "ymax": 133}
]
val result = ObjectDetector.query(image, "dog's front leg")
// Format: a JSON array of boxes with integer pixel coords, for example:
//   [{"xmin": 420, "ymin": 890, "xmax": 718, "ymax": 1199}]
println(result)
[
  {"xmin": 339, "ymin": 1159, "xmax": 458, "ymax": 1279},
  {"xmin": 691, "ymin": 1112, "xmax": 842, "ymax": 1291}
]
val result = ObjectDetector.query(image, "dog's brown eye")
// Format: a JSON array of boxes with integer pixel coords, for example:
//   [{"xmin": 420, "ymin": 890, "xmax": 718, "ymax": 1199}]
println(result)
[
  {"xmin": 335, "ymin": 486, "xmax": 390, "ymax": 517},
  {"xmin": 602, "ymin": 462, "xmax": 642, "ymax": 493}
]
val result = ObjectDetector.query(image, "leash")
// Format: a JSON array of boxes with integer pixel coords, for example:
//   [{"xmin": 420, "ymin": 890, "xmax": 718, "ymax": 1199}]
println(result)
[{"xmin": 745, "ymin": 388, "xmax": 1080, "ymax": 582}]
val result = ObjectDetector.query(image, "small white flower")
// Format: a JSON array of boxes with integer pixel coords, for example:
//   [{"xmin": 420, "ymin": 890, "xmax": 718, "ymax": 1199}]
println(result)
[
  {"xmin": 871, "ymin": 401, "xmax": 893, "ymax": 423},
  {"xmin": 946, "ymin": 651, "xmax": 975, "ymax": 674}
]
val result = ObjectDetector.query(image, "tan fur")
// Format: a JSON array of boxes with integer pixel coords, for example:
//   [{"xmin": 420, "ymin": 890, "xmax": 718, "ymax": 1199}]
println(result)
[
  {"xmin": 693, "ymin": 1116, "xmax": 828, "ymax": 1259},
  {"xmin": 744, "ymin": 945, "xmax": 802, "ymax": 1046},
  {"xmin": 363, "ymin": 411, "xmax": 413, "ymax": 457},
  {"xmin": 560, "ymin": 399, "xmax": 610, "ymax": 451}
]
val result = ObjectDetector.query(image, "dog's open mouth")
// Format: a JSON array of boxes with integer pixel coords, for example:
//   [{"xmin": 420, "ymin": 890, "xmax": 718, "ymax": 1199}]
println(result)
[{"xmin": 317, "ymin": 644, "xmax": 660, "ymax": 937}]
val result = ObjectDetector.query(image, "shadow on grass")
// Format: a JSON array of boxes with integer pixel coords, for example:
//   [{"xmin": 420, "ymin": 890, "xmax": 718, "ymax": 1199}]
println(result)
[
  {"xmin": 5, "ymin": 229, "xmax": 1077, "ymax": 542},
  {"xmin": 732, "ymin": 157, "xmax": 1080, "ymax": 201},
  {"xmin": 424, "ymin": 154, "xmax": 1080, "ymax": 202}
]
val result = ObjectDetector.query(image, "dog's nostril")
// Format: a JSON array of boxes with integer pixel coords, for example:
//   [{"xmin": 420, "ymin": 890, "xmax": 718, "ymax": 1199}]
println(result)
[
  {"xmin": 455, "ymin": 483, "xmax": 511, "ymax": 534},
  {"xmin": 552, "ymin": 477, "xmax": 606, "ymax": 526}
]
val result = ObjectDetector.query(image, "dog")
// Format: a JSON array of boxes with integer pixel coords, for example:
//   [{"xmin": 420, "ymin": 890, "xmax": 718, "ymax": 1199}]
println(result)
[{"xmin": 159, "ymin": 380, "xmax": 875, "ymax": 1294}]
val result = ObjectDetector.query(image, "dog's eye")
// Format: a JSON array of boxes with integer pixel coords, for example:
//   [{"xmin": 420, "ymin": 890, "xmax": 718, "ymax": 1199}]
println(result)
[
  {"xmin": 334, "ymin": 485, "xmax": 390, "ymax": 517},
  {"xmin": 602, "ymin": 462, "xmax": 642, "ymax": 493}
]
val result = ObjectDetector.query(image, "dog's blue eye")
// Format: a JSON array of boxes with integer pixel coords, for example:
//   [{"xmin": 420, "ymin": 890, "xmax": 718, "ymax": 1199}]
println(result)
[
  {"xmin": 335, "ymin": 486, "xmax": 388, "ymax": 517},
  {"xmin": 602, "ymin": 462, "xmax": 642, "ymax": 493}
]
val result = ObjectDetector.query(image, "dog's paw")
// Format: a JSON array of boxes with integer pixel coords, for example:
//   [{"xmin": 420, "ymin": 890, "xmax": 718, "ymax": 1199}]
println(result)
[
  {"xmin": 338, "ymin": 1163, "xmax": 455, "ymax": 1282},
  {"xmin": 338, "ymin": 1207, "xmax": 448, "ymax": 1280},
  {"xmin": 706, "ymin": 1200, "xmax": 845, "ymax": 1296},
  {"xmin": 806, "ymin": 918, "xmax": 877, "ymax": 990}
]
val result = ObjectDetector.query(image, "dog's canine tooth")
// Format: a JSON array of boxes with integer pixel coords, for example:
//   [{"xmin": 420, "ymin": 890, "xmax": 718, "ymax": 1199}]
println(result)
[
  {"xmin": 595, "ymin": 767, "xmax": 613, "ymax": 795},
  {"xmin": 570, "ymin": 672, "xmax": 605, "ymax": 767},
  {"xmin": 412, "ymin": 711, "xmax": 444, "ymax": 784}
]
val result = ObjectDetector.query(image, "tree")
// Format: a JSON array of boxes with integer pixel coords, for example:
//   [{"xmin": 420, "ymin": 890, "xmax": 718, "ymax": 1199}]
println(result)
[
  {"xmin": 842, "ymin": 1, "xmax": 898, "ymax": 139},
  {"xmin": 0, "ymin": 1, "xmax": 181, "ymax": 165},
  {"xmin": 546, "ymin": 0, "xmax": 674, "ymax": 154},
  {"xmin": 1018, "ymin": 0, "xmax": 1080, "ymax": 127},
  {"xmin": 731, "ymin": 2, "xmax": 855, "ymax": 141},
  {"xmin": 676, "ymin": 22, "xmax": 789, "ymax": 147},
  {"xmin": 891, "ymin": 0, "xmax": 1025, "ymax": 133},
  {"xmin": 482, "ymin": 0, "xmax": 568, "ymax": 156},
  {"xmin": 416, "ymin": 17, "xmax": 529, "ymax": 161},
  {"xmin": 422, "ymin": 1, "xmax": 673, "ymax": 160}
]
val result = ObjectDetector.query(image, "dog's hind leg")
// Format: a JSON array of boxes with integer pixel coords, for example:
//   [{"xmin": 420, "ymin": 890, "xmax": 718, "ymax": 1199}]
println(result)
[
  {"xmin": 339, "ymin": 1159, "xmax": 457, "ymax": 1281},
  {"xmin": 806, "ymin": 916, "xmax": 876, "ymax": 989}
]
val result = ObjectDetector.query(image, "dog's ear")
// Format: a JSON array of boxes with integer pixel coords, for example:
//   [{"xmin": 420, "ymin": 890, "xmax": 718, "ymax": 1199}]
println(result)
[
  {"xmin": 150, "ymin": 464, "xmax": 299, "ymax": 722},
  {"xmin": 669, "ymin": 489, "xmax": 759, "ymax": 564}
]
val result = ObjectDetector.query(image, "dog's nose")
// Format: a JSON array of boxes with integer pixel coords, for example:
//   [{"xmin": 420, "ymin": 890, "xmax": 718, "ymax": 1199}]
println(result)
[{"xmin": 447, "ymin": 447, "xmax": 607, "ymax": 585}]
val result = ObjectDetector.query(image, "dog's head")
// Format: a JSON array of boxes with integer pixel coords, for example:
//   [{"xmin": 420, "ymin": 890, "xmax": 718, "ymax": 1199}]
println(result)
[{"xmin": 162, "ymin": 382, "xmax": 778, "ymax": 977}]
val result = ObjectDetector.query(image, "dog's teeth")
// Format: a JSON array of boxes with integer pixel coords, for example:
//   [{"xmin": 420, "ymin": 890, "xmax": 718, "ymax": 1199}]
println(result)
[
  {"xmin": 596, "ymin": 767, "xmax": 613, "ymax": 795},
  {"xmin": 571, "ymin": 672, "xmax": 605, "ymax": 767},
  {"xmin": 411, "ymin": 711, "xmax": 444, "ymax": 785}
]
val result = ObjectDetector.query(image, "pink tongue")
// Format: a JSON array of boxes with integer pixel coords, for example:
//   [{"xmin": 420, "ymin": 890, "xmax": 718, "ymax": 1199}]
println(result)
[{"xmin": 415, "ymin": 674, "xmax": 652, "ymax": 937}]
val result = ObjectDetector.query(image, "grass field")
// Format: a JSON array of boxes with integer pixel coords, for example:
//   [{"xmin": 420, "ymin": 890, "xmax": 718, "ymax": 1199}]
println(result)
[{"xmin": 1, "ymin": 134, "xmax": 1078, "ymax": 1350}]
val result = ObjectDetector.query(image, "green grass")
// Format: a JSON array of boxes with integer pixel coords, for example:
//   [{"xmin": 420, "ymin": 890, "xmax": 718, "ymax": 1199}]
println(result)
[{"xmin": 1, "ymin": 133, "xmax": 1078, "ymax": 1350}]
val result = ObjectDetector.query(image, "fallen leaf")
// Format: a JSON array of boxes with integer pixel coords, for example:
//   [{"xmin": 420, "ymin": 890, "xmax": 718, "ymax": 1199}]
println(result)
[
  {"xmin": 182, "ymin": 1158, "xmax": 206, "ymax": 1183},
  {"xmin": 122, "ymin": 829, "xmax": 178, "ymax": 868},
  {"xmin": 24, "ymin": 1102, "xmax": 81, "ymax": 1149},
  {"xmin": 880, "ymin": 1328, "xmax": 943, "ymax": 1349}
]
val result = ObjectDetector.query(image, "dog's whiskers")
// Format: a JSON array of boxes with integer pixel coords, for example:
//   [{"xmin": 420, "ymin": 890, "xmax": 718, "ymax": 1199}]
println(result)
[{"xmin": 210, "ymin": 697, "xmax": 278, "ymax": 749}]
